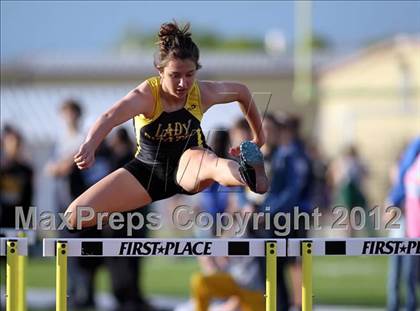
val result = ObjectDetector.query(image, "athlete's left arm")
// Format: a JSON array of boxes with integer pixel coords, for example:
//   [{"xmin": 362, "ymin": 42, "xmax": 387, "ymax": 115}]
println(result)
[{"xmin": 200, "ymin": 81, "xmax": 265, "ymax": 150}]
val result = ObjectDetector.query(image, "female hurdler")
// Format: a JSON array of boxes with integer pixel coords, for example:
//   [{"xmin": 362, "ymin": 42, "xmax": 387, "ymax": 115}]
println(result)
[{"xmin": 66, "ymin": 22, "xmax": 268, "ymax": 228}]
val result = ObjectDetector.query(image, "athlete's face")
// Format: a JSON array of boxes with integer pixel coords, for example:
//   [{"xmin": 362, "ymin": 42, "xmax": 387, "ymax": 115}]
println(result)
[{"xmin": 160, "ymin": 58, "xmax": 197, "ymax": 99}]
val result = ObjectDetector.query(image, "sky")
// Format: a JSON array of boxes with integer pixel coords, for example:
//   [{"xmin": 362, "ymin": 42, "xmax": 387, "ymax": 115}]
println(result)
[{"xmin": 1, "ymin": 1, "xmax": 420, "ymax": 61}]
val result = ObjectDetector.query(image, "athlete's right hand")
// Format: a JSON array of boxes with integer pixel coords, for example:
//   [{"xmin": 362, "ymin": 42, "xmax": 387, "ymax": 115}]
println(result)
[{"xmin": 74, "ymin": 142, "xmax": 96, "ymax": 170}]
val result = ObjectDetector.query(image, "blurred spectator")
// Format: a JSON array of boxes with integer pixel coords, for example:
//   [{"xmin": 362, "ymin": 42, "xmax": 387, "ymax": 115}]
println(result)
[
  {"xmin": 386, "ymin": 136, "xmax": 419, "ymax": 311},
  {"xmin": 229, "ymin": 118, "xmax": 253, "ymax": 151},
  {"xmin": 108, "ymin": 127, "xmax": 135, "ymax": 168},
  {"xmin": 266, "ymin": 113, "xmax": 313, "ymax": 310},
  {"xmin": 103, "ymin": 127, "xmax": 163, "ymax": 311},
  {"xmin": 45, "ymin": 99, "xmax": 86, "ymax": 307},
  {"xmin": 387, "ymin": 137, "xmax": 420, "ymax": 235},
  {"xmin": 177, "ymin": 124, "xmax": 262, "ymax": 311},
  {"xmin": 0, "ymin": 125, "xmax": 33, "ymax": 228},
  {"xmin": 275, "ymin": 113, "xmax": 313, "ymax": 217},
  {"xmin": 329, "ymin": 145, "xmax": 370, "ymax": 236},
  {"xmin": 103, "ymin": 208, "xmax": 156, "ymax": 311},
  {"xmin": 402, "ymin": 153, "xmax": 419, "ymax": 311},
  {"xmin": 193, "ymin": 128, "xmax": 241, "ymax": 310},
  {"xmin": 196, "ymin": 128, "xmax": 232, "ymax": 238},
  {"xmin": 242, "ymin": 113, "xmax": 308, "ymax": 311},
  {"xmin": 72, "ymin": 141, "xmax": 112, "ymax": 309},
  {"xmin": 45, "ymin": 99, "xmax": 85, "ymax": 215},
  {"xmin": 45, "ymin": 99, "xmax": 111, "ymax": 308},
  {"xmin": 190, "ymin": 255, "xmax": 265, "ymax": 311},
  {"xmin": 386, "ymin": 145, "xmax": 408, "ymax": 311},
  {"xmin": 307, "ymin": 142, "xmax": 331, "ymax": 212}
]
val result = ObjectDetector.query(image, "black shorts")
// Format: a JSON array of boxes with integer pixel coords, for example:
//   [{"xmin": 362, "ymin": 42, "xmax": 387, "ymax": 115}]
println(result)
[{"xmin": 123, "ymin": 158, "xmax": 194, "ymax": 201}]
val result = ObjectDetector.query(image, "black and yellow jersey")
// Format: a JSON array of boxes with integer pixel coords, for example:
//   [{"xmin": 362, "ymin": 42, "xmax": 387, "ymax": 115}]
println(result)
[{"xmin": 133, "ymin": 76, "xmax": 207, "ymax": 165}]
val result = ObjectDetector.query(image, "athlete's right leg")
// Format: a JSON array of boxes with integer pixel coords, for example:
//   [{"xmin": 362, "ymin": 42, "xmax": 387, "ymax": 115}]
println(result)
[
  {"xmin": 65, "ymin": 168, "xmax": 152, "ymax": 229},
  {"xmin": 177, "ymin": 141, "xmax": 268, "ymax": 194},
  {"xmin": 176, "ymin": 147, "xmax": 244, "ymax": 193}
]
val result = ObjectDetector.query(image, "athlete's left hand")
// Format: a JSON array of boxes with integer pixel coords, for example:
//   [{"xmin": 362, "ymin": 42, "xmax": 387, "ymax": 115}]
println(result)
[
  {"xmin": 74, "ymin": 142, "xmax": 96, "ymax": 170},
  {"xmin": 252, "ymin": 136, "xmax": 265, "ymax": 148},
  {"xmin": 228, "ymin": 138, "xmax": 264, "ymax": 158}
]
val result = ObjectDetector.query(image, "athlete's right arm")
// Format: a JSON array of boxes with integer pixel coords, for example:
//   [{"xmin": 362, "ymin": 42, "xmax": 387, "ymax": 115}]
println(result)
[{"xmin": 74, "ymin": 82, "xmax": 154, "ymax": 170}]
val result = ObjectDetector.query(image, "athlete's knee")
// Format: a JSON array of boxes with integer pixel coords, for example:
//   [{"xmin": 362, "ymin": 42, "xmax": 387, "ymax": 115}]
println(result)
[
  {"xmin": 65, "ymin": 198, "xmax": 94, "ymax": 229},
  {"xmin": 65, "ymin": 202, "xmax": 78, "ymax": 229}
]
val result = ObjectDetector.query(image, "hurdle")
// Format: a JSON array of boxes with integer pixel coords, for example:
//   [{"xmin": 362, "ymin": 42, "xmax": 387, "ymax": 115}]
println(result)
[
  {"xmin": 287, "ymin": 237, "xmax": 420, "ymax": 310},
  {"xmin": 0, "ymin": 237, "xmax": 28, "ymax": 311},
  {"xmin": 43, "ymin": 237, "xmax": 420, "ymax": 311},
  {"xmin": 43, "ymin": 238, "xmax": 286, "ymax": 311}
]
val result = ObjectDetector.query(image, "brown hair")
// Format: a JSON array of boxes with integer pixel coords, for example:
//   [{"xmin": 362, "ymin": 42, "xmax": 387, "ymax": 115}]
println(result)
[
  {"xmin": 232, "ymin": 117, "xmax": 251, "ymax": 133},
  {"xmin": 2, "ymin": 124, "xmax": 23, "ymax": 147},
  {"xmin": 263, "ymin": 113, "xmax": 281, "ymax": 129},
  {"xmin": 154, "ymin": 21, "xmax": 201, "ymax": 70},
  {"xmin": 60, "ymin": 98, "xmax": 82, "ymax": 119}
]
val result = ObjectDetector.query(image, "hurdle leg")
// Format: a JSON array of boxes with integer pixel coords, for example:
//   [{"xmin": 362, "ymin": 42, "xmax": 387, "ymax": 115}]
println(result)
[
  {"xmin": 265, "ymin": 240, "xmax": 277, "ymax": 311},
  {"xmin": 56, "ymin": 241, "xmax": 68, "ymax": 311},
  {"xmin": 302, "ymin": 241, "xmax": 313, "ymax": 311},
  {"xmin": 6, "ymin": 240, "xmax": 18, "ymax": 311},
  {"xmin": 18, "ymin": 232, "xmax": 27, "ymax": 311}
]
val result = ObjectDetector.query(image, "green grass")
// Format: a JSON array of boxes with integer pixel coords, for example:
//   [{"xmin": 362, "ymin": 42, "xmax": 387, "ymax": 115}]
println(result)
[
  {"xmin": 20, "ymin": 255, "xmax": 395, "ymax": 306},
  {"xmin": 313, "ymin": 256, "xmax": 388, "ymax": 306},
  {"xmin": 24, "ymin": 257, "xmax": 201, "ymax": 296}
]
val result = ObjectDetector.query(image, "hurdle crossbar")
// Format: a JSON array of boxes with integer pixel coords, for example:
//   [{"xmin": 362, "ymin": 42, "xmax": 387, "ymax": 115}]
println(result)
[
  {"xmin": 43, "ymin": 238, "xmax": 287, "ymax": 257},
  {"xmin": 287, "ymin": 237, "xmax": 420, "ymax": 257}
]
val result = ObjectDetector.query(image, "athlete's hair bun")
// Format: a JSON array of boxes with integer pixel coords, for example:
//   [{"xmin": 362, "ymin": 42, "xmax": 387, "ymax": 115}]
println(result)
[
  {"xmin": 158, "ymin": 21, "xmax": 192, "ymax": 52},
  {"xmin": 154, "ymin": 20, "xmax": 201, "ymax": 70}
]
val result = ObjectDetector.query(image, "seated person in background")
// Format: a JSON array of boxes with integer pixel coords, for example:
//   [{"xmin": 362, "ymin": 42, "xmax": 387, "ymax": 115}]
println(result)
[{"xmin": 190, "ymin": 255, "xmax": 265, "ymax": 311}]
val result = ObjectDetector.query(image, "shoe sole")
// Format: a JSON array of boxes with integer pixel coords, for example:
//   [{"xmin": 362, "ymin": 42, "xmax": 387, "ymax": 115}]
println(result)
[
  {"xmin": 240, "ymin": 141, "xmax": 263, "ymax": 165},
  {"xmin": 239, "ymin": 141, "xmax": 269, "ymax": 194}
]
